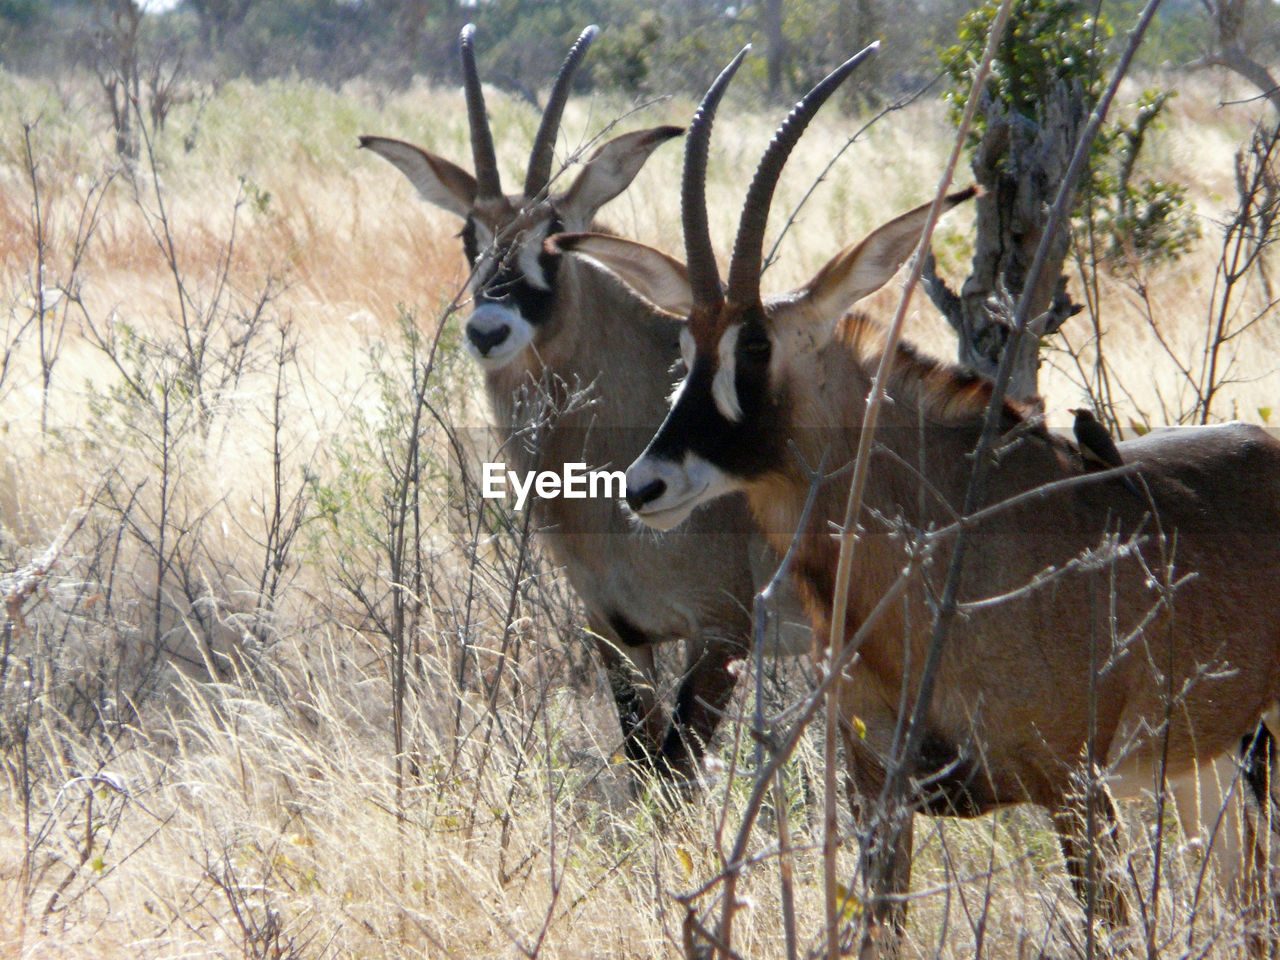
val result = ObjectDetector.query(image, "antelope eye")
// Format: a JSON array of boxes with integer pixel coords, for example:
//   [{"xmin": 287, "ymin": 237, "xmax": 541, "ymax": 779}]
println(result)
[{"xmin": 741, "ymin": 335, "xmax": 771, "ymax": 360}]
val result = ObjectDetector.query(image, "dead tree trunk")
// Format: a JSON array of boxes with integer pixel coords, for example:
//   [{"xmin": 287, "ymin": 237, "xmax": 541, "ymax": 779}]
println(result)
[
  {"xmin": 393, "ymin": 0, "xmax": 432, "ymax": 88},
  {"xmin": 764, "ymin": 0, "xmax": 785, "ymax": 97},
  {"xmin": 836, "ymin": 0, "xmax": 882, "ymax": 107},
  {"xmin": 98, "ymin": 0, "xmax": 143, "ymax": 161},
  {"xmin": 924, "ymin": 83, "xmax": 1087, "ymax": 401},
  {"xmin": 1191, "ymin": 0, "xmax": 1280, "ymax": 114}
]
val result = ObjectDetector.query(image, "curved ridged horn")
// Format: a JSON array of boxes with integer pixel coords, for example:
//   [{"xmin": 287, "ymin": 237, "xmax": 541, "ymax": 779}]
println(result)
[
  {"xmin": 460, "ymin": 24, "xmax": 503, "ymax": 201},
  {"xmin": 524, "ymin": 25, "xmax": 599, "ymax": 199},
  {"xmin": 684, "ymin": 46, "xmax": 750, "ymax": 310},
  {"xmin": 726, "ymin": 43, "xmax": 879, "ymax": 306}
]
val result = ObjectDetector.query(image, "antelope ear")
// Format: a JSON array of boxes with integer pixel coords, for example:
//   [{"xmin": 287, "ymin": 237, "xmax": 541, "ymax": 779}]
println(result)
[
  {"xmin": 550, "ymin": 232, "xmax": 693, "ymax": 317},
  {"xmin": 794, "ymin": 187, "xmax": 976, "ymax": 329},
  {"xmin": 360, "ymin": 135, "xmax": 476, "ymax": 219},
  {"xmin": 557, "ymin": 126, "xmax": 684, "ymax": 229}
]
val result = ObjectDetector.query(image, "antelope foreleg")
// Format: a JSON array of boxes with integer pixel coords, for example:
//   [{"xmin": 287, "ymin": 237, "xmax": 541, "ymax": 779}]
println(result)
[
  {"xmin": 1168, "ymin": 718, "xmax": 1280, "ymax": 957},
  {"xmin": 846, "ymin": 809, "xmax": 913, "ymax": 960},
  {"xmin": 590, "ymin": 626, "xmax": 665, "ymax": 773},
  {"xmin": 843, "ymin": 727, "xmax": 913, "ymax": 958},
  {"xmin": 1051, "ymin": 787, "xmax": 1130, "ymax": 930},
  {"xmin": 660, "ymin": 632, "xmax": 749, "ymax": 778},
  {"xmin": 1239, "ymin": 720, "xmax": 1280, "ymax": 957}
]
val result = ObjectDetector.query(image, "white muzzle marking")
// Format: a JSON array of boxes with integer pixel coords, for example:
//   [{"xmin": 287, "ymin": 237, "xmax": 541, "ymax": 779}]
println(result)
[
  {"xmin": 464, "ymin": 302, "xmax": 533, "ymax": 369},
  {"xmin": 625, "ymin": 451, "xmax": 738, "ymax": 531}
]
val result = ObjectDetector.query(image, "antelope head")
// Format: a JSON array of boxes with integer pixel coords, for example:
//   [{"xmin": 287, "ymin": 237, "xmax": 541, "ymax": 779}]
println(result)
[
  {"xmin": 554, "ymin": 47, "xmax": 972, "ymax": 529},
  {"xmin": 361, "ymin": 24, "xmax": 681, "ymax": 370}
]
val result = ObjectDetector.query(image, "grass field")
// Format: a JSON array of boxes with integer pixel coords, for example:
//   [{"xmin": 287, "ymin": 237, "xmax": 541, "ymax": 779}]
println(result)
[{"xmin": 1, "ymin": 61, "xmax": 1278, "ymax": 958}]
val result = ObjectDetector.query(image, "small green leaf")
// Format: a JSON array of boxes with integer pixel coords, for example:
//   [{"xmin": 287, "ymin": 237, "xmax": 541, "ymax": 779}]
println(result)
[
  {"xmin": 676, "ymin": 845, "xmax": 694, "ymax": 877},
  {"xmin": 834, "ymin": 882, "xmax": 863, "ymax": 922}
]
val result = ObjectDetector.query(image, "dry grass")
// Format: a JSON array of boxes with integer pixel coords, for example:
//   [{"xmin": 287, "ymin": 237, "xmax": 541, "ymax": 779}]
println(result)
[{"xmin": 1, "ymin": 61, "xmax": 1277, "ymax": 959}]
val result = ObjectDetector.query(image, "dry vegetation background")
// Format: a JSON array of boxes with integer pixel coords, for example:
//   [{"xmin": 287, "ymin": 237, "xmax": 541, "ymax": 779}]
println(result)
[{"xmin": 0, "ymin": 59, "xmax": 1277, "ymax": 959}]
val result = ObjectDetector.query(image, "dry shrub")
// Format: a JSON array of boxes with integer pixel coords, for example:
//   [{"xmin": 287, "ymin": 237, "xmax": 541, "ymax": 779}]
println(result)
[{"xmin": 0, "ymin": 62, "xmax": 1276, "ymax": 959}]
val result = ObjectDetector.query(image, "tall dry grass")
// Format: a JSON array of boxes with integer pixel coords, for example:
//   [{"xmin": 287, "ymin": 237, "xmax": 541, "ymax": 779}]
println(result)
[{"xmin": 0, "ymin": 60, "xmax": 1277, "ymax": 959}]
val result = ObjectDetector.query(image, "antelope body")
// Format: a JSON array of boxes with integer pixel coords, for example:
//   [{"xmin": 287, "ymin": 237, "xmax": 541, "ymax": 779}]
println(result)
[
  {"xmin": 560, "ymin": 48, "xmax": 1280, "ymax": 947},
  {"xmin": 362, "ymin": 26, "xmax": 804, "ymax": 778}
]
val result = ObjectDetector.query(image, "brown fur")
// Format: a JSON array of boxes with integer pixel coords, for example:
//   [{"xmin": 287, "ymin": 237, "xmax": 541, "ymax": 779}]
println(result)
[
  {"xmin": 753, "ymin": 295, "xmax": 1280, "ymax": 945},
  {"xmin": 363, "ymin": 112, "xmax": 808, "ymax": 777},
  {"xmin": 570, "ymin": 62, "xmax": 1277, "ymax": 938},
  {"xmin": 483, "ymin": 246, "xmax": 802, "ymax": 776},
  {"xmin": 556, "ymin": 129, "xmax": 1279, "ymax": 936},
  {"xmin": 763, "ymin": 310, "xmax": 1280, "ymax": 796},
  {"xmin": 838, "ymin": 310, "xmax": 1038, "ymax": 428}
]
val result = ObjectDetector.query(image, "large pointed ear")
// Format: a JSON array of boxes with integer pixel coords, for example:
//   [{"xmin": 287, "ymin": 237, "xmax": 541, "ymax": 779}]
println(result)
[
  {"xmin": 557, "ymin": 126, "xmax": 684, "ymax": 229},
  {"xmin": 359, "ymin": 135, "xmax": 477, "ymax": 219},
  {"xmin": 795, "ymin": 187, "xmax": 976, "ymax": 323},
  {"xmin": 550, "ymin": 232, "xmax": 693, "ymax": 317}
]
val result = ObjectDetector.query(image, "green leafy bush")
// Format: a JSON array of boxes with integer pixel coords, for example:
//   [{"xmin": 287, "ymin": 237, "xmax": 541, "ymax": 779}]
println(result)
[{"xmin": 940, "ymin": 0, "xmax": 1196, "ymax": 273}]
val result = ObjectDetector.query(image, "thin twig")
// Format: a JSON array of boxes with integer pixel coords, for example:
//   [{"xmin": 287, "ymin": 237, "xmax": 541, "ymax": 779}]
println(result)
[
  {"xmin": 871, "ymin": 0, "xmax": 1165, "ymax": 929},
  {"xmin": 821, "ymin": 1, "xmax": 1017, "ymax": 952}
]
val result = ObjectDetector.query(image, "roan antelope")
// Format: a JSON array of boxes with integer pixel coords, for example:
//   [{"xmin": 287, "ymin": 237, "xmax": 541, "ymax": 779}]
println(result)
[
  {"xmin": 362, "ymin": 25, "xmax": 805, "ymax": 780},
  {"xmin": 555, "ymin": 49, "xmax": 1280, "ymax": 948}
]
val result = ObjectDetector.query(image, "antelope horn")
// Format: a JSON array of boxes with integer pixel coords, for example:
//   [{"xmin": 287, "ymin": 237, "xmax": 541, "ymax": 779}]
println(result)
[
  {"xmin": 524, "ymin": 25, "xmax": 599, "ymax": 199},
  {"xmin": 683, "ymin": 46, "xmax": 750, "ymax": 311},
  {"xmin": 460, "ymin": 24, "xmax": 503, "ymax": 201},
  {"xmin": 726, "ymin": 43, "xmax": 879, "ymax": 307}
]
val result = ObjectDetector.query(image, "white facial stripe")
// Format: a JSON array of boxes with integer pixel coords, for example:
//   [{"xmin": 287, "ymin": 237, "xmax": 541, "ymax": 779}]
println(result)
[
  {"xmin": 712, "ymin": 325, "xmax": 743, "ymax": 423},
  {"xmin": 667, "ymin": 369, "xmax": 688, "ymax": 407},
  {"xmin": 469, "ymin": 221, "xmax": 497, "ymax": 296},
  {"xmin": 469, "ymin": 256, "xmax": 496, "ymax": 295},
  {"xmin": 515, "ymin": 221, "xmax": 552, "ymax": 291},
  {"xmin": 668, "ymin": 327, "xmax": 696, "ymax": 404},
  {"xmin": 679, "ymin": 327, "xmax": 695, "ymax": 370}
]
